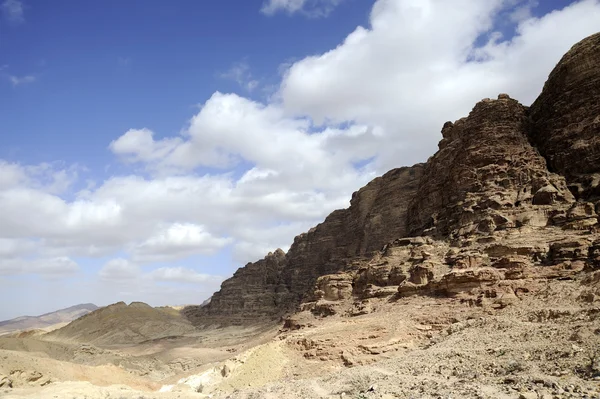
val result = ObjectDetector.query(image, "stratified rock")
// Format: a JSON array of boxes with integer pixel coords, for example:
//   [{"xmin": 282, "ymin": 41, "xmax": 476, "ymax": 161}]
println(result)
[
  {"xmin": 406, "ymin": 95, "xmax": 573, "ymax": 239},
  {"xmin": 185, "ymin": 166, "xmax": 423, "ymax": 325},
  {"xmin": 184, "ymin": 249, "xmax": 288, "ymax": 325},
  {"xmin": 279, "ymin": 165, "xmax": 424, "ymax": 302},
  {"xmin": 185, "ymin": 33, "xmax": 600, "ymax": 326},
  {"xmin": 314, "ymin": 273, "xmax": 354, "ymax": 301},
  {"xmin": 529, "ymin": 32, "xmax": 600, "ymax": 200}
]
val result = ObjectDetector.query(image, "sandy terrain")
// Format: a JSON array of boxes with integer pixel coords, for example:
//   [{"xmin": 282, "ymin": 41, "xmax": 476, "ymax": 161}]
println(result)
[{"xmin": 0, "ymin": 276, "xmax": 598, "ymax": 399}]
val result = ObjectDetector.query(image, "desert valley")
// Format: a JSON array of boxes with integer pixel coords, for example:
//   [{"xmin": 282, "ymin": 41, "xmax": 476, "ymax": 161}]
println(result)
[{"xmin": 0, "ymin": 32, "xmax": 599, "ymax": 399}]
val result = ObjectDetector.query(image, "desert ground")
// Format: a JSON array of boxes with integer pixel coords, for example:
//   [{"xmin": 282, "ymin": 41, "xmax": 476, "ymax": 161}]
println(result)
[{"xmin": 1, "ymin": 273, "xmax": 599, "ymax": 399}]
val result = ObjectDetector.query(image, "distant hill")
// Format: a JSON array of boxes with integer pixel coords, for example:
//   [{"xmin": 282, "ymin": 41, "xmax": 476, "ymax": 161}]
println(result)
[
  {"xmin": 44, "ymin": 301, "xmax": 196, "ymax": 346},
  {"xmin": 0, "ymin": 304, "xmax": 98, "ymax": 334}
]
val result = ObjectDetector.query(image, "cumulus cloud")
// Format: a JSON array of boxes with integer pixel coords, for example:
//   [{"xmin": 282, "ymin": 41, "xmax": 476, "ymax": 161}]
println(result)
[
  {"xmin": 109, "ymin": 92, "xmax": 378, "ymax": 187},
  {"xmin": 1, "ymin": 0, "xmax": 24, "ymax": 24},
  {"xmin": 261, "ymin": 0, "xmax": 344, "ymax": 17},
  {"xmin": 99, "ymin": 258, "xmax": 140, "ymax": 281},
  {"xmin": 99, "ymin": 259, "xmax": 222, "ymax": 288},
  {"xmin": 279, "ymin": 0, "xmax": 600, "ymax": 170},
  {"xmin": 507, "ymin": 0, "xmax": 539, "ymax": 23},
  {"xmin": 108, "ymin": 128, "xmax": 182, "ymax": 167},
  {"xmin": 147, "ymin": 267, "xmax": 223, "ymax": 284},
  {"xmin": 132, "ymin": 223, "xmax": 232, "ymax": 263},
  {"xmin": 0, "ymin": 238, "xmax": 36, "ymax": 258}
]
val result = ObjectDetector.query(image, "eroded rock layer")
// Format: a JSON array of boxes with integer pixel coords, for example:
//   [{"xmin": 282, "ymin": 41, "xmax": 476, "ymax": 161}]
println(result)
[
  {"xmin": 406, "ymin": 95, "xmax": 574, "ymax": 239},
  {"xmin": 185, "ymin": 32, "xmax": 600, "ymax": 327},
  {"xmin": 185, "ymin": 166, "xmax": 424, "ymax": 325},
  {"xmin": 529, "ymin": 32, "xmax": 600, "ymax": 200}
]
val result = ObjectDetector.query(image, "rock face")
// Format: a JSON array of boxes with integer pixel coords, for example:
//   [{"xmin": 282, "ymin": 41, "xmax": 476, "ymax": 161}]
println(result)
[
  {"xmin": 406, "ymin": 95, "xmax": 574, "ymax": 239},
  {"xmin": 185, "ymin": 33, "xmax": 600, "ymax": 327},
  {"xmin": 529, "ymin": 32, "xmax": 600, "ymax": 201},
  {"xmin": 185, "ymin": 166, "xmax": 424, "ymax": 325},
  {"xmin": 187, "ymin": 249, "xmax": 288, "ymax": 324}
]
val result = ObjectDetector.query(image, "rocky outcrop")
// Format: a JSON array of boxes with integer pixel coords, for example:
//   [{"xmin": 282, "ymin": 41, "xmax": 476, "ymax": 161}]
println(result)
[
  {"xmin": 185, "ymin": 33, "xmax": 600, "ymax": 327},
  {"xmin": 529, "ymin": 32, "xmax": 600, "ymax": 201},
  {"xmin": 406, "ymin": 95, "xmax": 574, "ymax": 239},
  {"xmin": 185, "ymin": 249, "xmax": 289, "ymax": 324},
  {"xmin": 185, "ymin": 165, "xmax": 424, "ymax": 325}
]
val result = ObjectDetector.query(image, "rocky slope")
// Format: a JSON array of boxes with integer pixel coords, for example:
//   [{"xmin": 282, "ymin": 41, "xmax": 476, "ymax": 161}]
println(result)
[
  {"xmin": 0, "ymin": 304, "xmax": 98, "ymax": 335},
  {"xmin": 185, "ymin": 165, "xmax": 424, "ymax": 325},
  {"xmin": 46, "ymin": 302, "xmax": 196, "ymax": 346},
  {"xmin": 184, "ymin": 32, "xmax": 600, "ymax": 327}
]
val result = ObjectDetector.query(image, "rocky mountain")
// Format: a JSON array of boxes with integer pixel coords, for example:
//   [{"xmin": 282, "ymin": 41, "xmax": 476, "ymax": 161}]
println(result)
[
  {"xmin": 185, "ymin": 166, "xmax": 424, "ymax": 325},
  {"xmin": 529, "ymin": 32, "xmax": 600, "ymax": 201},
  {"xmin": 184, "ymin": 32, "xmax": 600, "ymax": 327},
  {"xmin": 0, "ymin": 304, "xmax": 98, "ymax": 335},
  {"xmin": 45, "ymin": 302, "xmax": 196, "ymax": 346}
]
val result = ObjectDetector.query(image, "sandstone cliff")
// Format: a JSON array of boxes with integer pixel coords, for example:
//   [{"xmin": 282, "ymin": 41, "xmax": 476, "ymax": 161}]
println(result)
[
  {"xmin": 184, "ymin": 32, "xmax": 600, "ymax": 327},
  {"xmin": 184, "ymin": 166, "xmax": 424, "ymax": 325},
  {"xmin": 529, "ymin": 32, "xmax": 600, "ymax": 201},
  {"xmin": 407, "ymin": 95, "xmax": 573, "ymax": 239}
]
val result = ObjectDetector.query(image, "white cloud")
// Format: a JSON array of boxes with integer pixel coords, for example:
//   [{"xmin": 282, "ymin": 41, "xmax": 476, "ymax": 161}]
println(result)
[
  {"xmin": 132, "ymin": 223, "xmax": 232, "ymax": 263},
  {"xmin": 1, "ymin": 0, "xmax": 24, "ymax": 24},
  {"xmin": 98, "ymin": 259, "xmax": 222, "ymax": 287},
  {"xmin": 147, "ymin": 267, "xmax": 223, "ymax": 284},
  {"xmin": 261, "ymin": 0, "xmax": 344, "ymax": 17},
  {"xmin": 108, "ymin": 92, "xmax": 379, "ymax": 187},
  {"xmin": 220, "ymin": 61, "xmax": 260, "ymax": 92},
  {"xmin": 0, "ymin": 161, "xmax": 27, "ymax": 189},
  {"xmin": 0, "ymin": 257, "xmax": 79, "ymax": 276},
  {"xmin": 98, "ymin": 258, "xmax": 140, "ymax": 281},
  {"xmin": 9, "ymin": 75, "xmax": 35, "ymax": 86},
  {"xmin": 109, "ymin": 128, "xmax": 183, "ymax": 166},
  {"xmin": 279, "ymin": 0, "xmax": 600, "ymax": 170},
  {"xmin": 507, "ymin": 0, "xmax": 538, "ymax": 23},
  {"xmin": 0, "ymin": 238, "xmax": 36, "ymax": 258}
]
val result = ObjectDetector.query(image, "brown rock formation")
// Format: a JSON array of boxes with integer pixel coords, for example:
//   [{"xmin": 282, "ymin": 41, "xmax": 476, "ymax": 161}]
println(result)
[
  {"xmin": 406, "ymin": 95, "xmax": 573, "ymax": 239},
  {"xmin": 529, "ymin": 32, "xmax": 600, "ymax": 201},
  {"xmin": 185, "ymin": 165, "xmax": 424, "ymax": 325},
  {"xmin": 185, "ymin": 32, "xmax": 600, "ymax": 327},
  {"xmin": 185, "ymin": 249, "xmax": 288, "ymax": 324}
]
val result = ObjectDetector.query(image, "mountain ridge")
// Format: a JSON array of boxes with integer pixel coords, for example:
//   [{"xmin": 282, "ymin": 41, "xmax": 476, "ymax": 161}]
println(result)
[
  {"xmin": 45, "ymin": 301, "xmax": 196, "ymax": 346},
  {"xmin": 184, "ymin": 32, "xmax": 600, "ymax": 327},
  {"xmin": 0, "ymin": 304, "xmax": 98, "ymax": 335}
]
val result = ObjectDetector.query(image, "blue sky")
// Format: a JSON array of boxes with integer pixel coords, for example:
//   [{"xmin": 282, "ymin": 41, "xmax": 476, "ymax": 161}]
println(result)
[
  {"xmin": 0, "ymin": 0, "xmax": 598, "ymax": 319},
  {"xmin": 0, "ymin": 0, "xmax": 371, "ymax": 169}
]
